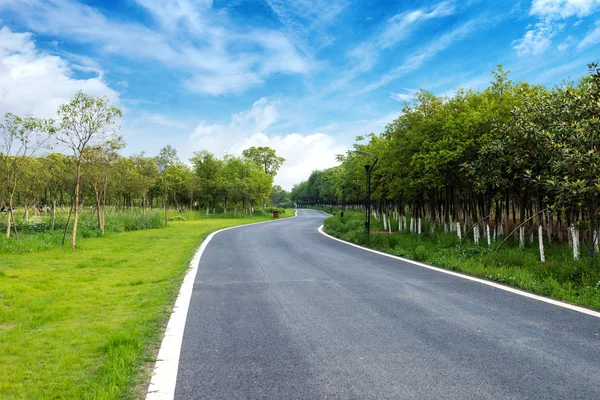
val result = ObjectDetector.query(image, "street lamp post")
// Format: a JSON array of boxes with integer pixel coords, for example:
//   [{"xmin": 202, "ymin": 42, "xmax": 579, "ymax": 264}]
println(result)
[{"xmin": 354, "ymin": 150, "xmax": 378, "ymax": 234}]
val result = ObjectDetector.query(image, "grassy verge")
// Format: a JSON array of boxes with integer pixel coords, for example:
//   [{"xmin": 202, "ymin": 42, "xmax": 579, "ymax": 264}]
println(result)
[
  {"xmin": 321, "ymin": 209, "xmax": 600, "ymax": 311},
  {"xmin": 0, "ymin": 212, "xmax": 292, "ymax": 399}
]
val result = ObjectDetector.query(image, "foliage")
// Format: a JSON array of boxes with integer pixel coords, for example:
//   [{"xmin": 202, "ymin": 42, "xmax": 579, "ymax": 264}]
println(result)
[{"xmin": 292, "ymin": 63, "xmax": 600, "ymax": 259}]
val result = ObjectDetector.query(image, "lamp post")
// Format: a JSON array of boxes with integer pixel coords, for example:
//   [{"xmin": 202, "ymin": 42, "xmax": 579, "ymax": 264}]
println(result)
[{"xmin": 354, "ymin": 150, "xmax": 378, "ymax": 234}]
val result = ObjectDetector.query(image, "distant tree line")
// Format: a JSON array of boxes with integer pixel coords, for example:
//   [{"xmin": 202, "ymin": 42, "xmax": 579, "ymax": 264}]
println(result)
[
  {"xmin": 0, "ymin": 91, "xmax": 285, "ymax": 247},
  {"xmin": 292, "ymin": 63, "xmax": 600, "ymax": 260}
]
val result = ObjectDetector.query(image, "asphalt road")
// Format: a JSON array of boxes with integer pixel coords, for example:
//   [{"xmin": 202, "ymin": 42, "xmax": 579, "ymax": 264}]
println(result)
[{"xmin": 175, "ymin": 209, "xmax": 600, "ymax": 399}]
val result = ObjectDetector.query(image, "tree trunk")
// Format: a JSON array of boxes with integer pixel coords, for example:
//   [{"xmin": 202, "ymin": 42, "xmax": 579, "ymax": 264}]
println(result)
[
  {"xmin": 164, "ymin": 193, "xmax": 168, "ymax": 226},
  {"xmin": 51, "ymin": 199, "xmax": 56, "ymax": 230},
  {"xmin": 71, "ymin": 163, "xmax": 81, "ymax": 248},
  {"xmin": 5, "ymin": 195, "xmax": 12, "ymax": 238},
  {"xmin": 95, "ymin": 189, "xmax": 103, "ymax": 235}
]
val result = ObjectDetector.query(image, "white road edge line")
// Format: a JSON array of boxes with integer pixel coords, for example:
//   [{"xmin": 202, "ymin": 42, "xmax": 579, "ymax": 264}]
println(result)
[
  {"xmin": 317, "ymin": 224, "xmax": 600, "ymax": 319},
  {"xmin": 146, "ymin": 210, "xmax": 298, "ymax": 400}
]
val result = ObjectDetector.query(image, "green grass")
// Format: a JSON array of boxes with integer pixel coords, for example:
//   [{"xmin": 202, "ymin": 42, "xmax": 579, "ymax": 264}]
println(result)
[
  {"xmin": 322, "ymin": 209, "xmax": 600, "ymax": 311},
  {"xmin": 0, "ymin": 212, "xmax": 292, "ymax": 399}
]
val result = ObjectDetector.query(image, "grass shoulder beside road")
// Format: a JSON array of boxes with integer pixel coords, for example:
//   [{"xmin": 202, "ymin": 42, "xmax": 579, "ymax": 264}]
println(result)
[
  {"xmin": 318, "ymin": 208, "xmax": 600, "ymax": 312},
  {"xmin": 0, "ymin": 210, "xmax": 292, "ymax": 399}
]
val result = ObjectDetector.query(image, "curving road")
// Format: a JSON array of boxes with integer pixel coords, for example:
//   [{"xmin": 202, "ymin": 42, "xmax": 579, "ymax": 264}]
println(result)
[{"xmin": 175, "ymin": 209, "xmax": 600, "ymax": 399}]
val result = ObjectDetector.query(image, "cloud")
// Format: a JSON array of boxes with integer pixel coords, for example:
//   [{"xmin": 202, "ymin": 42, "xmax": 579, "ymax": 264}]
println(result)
[
  {"xmin": 187, "ymin": 97, "xmax": 347, "ymax": 189},
  {"xmin": 530, "ymin": 0, "xmax": 600, "ymax": 19},
  {"xmin": 0, "ymin": 26, "xmax": 117, "ymax": 118},
  {"xmin": 513, "ymin": 22, "xmax": 559, "ymax": 55},
  {"xmin": 230, "ymin": 132, "xmax": 347, "ymax": 190},
  {"xmin": 265, "ymin": 0, "xmax": 349, "ymax": 51},
  {"xmin": 346, "ymin": 1, "xmax": 455, "ymax": 74},
  {"xmin": 577, "ymin": 21, "xmax": 600, "ymax": 49},
  {"xmin": 1, "ymin": 0, "xmax": 311, "ymax": 96},
  {"xmin": 377, "ymin": 1, "xmax": 455, "ymax": 49},
  {"xmin": 190, "ymin": 97, "xmax": 278, "ymax": 140},
  {"xmin": 514, "ymin": 0, "xmax": 600, "ymax": 56},
  {"xmin": 360, "ymin": 20, "xmax": 480, "ymax": 93},
  {"xmin": 145, "ymin": 114, "xmax": 189, "ymax": 130},
  {"xmin": 389, "ymin": 92, "xmax": 413, "ymax": 102}
]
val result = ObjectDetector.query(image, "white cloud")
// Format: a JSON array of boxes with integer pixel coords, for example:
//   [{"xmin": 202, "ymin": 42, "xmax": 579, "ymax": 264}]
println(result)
[
  {"xmin": 361, "ymin": 20, "xmax": 480, "ymax": 93},
  {"xmin": 389, "ymin": 92, "xmax": 412, "ymax": 102},
  {"xmin": 347, "ymin": 1, "xmax": 455, "ymax": 73},
  {"xmin": 186, "ymin": 97, "xmax": 347, "ymax": 189},
  {"xmin": 530, "ymin": 0, "xmax": 599, "ymax": 19},
  {"xmin": 265, "ymin": 0, "xmax": 349, "ymax": 52},
  {"xmin": 378, "ymin": 1, "xmax": 455, "ymax": 49},
  {"xmin": 513, "ymin": 22, "xmax": 558, "ymax": 55},
  {"xmin": 145, "ymin": 114, "xmax": 189, "ymax": 130},
  {"xmin": 0, "ymin": 26, "xmax": 117, "ymax": 118},
  {"xmin": 1, "ymin": 0, "xmax": 311, "ymax": 96},
  {"xmin": 577, "ymin": 21, "xmax": 600, "ymax": 49},
  {"xmin": 230, "ymin": 132, "xmax": 347, "ymax": 190},
  {"xmin": 514, "ymin": 0, "xmax": 600, "ymax": 56}
]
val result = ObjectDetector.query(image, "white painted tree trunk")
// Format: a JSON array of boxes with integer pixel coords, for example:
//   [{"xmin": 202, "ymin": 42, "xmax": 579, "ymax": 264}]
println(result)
[
  {"xmin": 595, "ymin": 230, "xmax": 599, "ymax": 254},
  {"xmin": 457, "ymin": 222, "xmax": 462, "ymax": 241},
  {"xmin": 572, "ymin": 226, "xmax": 580, "ymax": 260},
  {"xmin": 538, "ymin": 225, "xmax": 545, "ymax": 263},
  {"xmin": 568, "ymin": 227, "xmax": 572, "ymax": 246},
  {"xmin": 486, "ymin": 224, "xmax": 491, "ymax": 246},
  {"xmin": 474, "ymin": 225, "xmax": 479, "ymax": 246},
  {"xmin": 519, "ymin": 227, "xmax": 525, "ymax": 248},
  {"xmin": 383, "ymin": 213, "xmax": 387, "ymax": 230},
  {"xmin": 417, "ymin": 218, "xmax": 422, "ymax": 235}
]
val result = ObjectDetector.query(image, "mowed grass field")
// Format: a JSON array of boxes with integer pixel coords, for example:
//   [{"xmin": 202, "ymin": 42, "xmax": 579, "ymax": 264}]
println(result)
[{"xmin": 0, "ymin": 214, "xmax": 291, "ymax": 399}]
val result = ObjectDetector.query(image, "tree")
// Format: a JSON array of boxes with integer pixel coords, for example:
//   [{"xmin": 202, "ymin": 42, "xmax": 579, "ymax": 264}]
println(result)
[
  {"xmin": 270, "ymin": 185, "xmax": 289, "ymax": 205},
  {"xmin": 52, "ymin": 91, "xmax": 122, "ymax": 248},
  {"xmin": 190, "ymin": 150, "xmax": 222, "ymax": 215},
  {"xmin": 41, "ymin": 153, "xmax": 74, "ymax": 229},
  {"xmin": 82, "ymin": 137, "xmax": 125, "ymax": 234},
  {"xmin": 242, "ymin": 146, "xmax": 285, "ymax": 177},
  {"xmin": 156, "ymin": 145, "xmax": 178, "ymax": 225},
  {"xmin": 0, "ymin": 113, "xmax": 49, "ymax": 238},
  {"xmin": 130, "ymin": 153, "xmax": 158, "ymax": 213}
]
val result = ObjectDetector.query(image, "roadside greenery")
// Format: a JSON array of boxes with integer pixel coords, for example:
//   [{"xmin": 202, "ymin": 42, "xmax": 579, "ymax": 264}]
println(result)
[
  {"xmin": 0, "ymin": 213, "xmax": 292, "ymax": 399},
  {"xmin": 293, "ymin": 64, "xmax": 600, "ymax": 264},
  {"xmin": 322, "ymin": 210, "xmax": 600, "ymax": 311},
  {"xmin": 1, "ymin": 92, "xmax": 287, "ymax": 247}
]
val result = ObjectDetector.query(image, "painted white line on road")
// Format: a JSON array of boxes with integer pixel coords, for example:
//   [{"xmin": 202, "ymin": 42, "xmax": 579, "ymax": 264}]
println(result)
[
  {"xmin": 146, "ymin": 210, "xmax": 298, "ymax": 400},
  {"xmin": 318, "ymin": 225, "xmax": 600, "ymax": 319}
]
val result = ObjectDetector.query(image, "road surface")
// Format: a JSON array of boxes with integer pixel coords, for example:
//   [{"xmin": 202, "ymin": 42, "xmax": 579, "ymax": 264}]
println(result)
[{"xmin": 175, "ymin": 209, "xmax": 600, "ymax": 399}]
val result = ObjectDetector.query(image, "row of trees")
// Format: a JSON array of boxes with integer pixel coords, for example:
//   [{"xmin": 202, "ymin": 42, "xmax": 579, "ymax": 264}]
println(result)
[
  {"xmin": 1, "ymin": 91, "xmax": 285, "ymax": 247},
  {"xmin": 292, "ymin": 63, "xmax": 600, "ymax": 260}
]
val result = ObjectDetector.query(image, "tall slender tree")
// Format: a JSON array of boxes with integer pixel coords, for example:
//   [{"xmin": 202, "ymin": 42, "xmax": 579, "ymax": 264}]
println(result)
[{"xmin": 52, "ymin": 91, "xmax": 122, "ymax": 248}]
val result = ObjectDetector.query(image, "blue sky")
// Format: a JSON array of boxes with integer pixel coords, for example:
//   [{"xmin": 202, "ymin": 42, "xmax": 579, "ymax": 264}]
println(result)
[{"xmin": 1, "ymin": 0, "xmax": 599, "ymax": 189}]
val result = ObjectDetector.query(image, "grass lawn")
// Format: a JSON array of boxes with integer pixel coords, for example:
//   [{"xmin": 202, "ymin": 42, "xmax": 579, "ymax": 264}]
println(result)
[{"xmin": 0, "ymin": 213, "xmax": 291, "ymax": 399}]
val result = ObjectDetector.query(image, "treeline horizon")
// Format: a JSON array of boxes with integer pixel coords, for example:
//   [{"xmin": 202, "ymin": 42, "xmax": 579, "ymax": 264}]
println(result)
[
  {"xmin": 291, "ymin": 63, "xmax": 600, "ymax": 260},
  {"xmin": 1, "ymin": 91, "xmax": 286, "ymax": 247}
]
